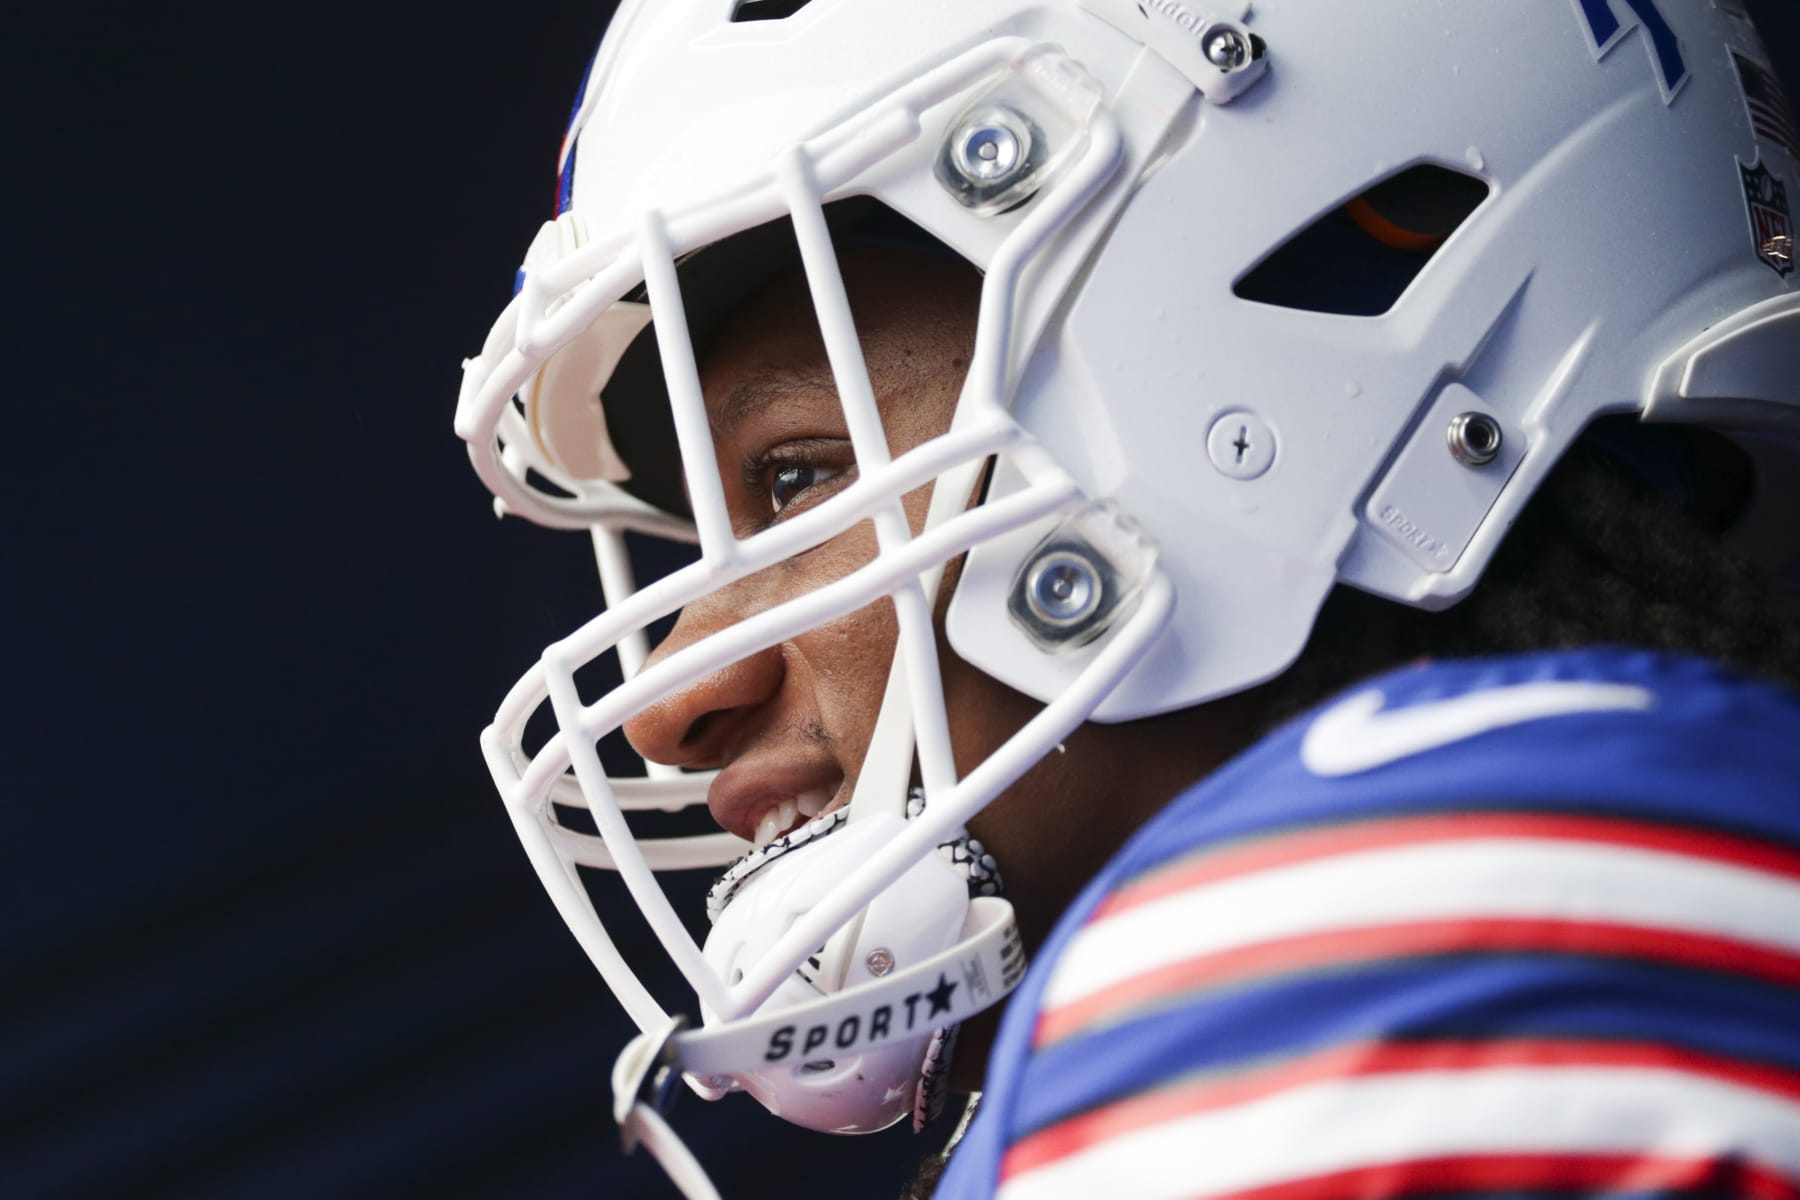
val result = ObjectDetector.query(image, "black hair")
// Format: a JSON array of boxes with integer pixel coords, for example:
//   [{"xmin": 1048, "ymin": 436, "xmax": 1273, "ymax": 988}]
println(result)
[{"xmin": 900, "ymin": 1155, "xmax": 949, "ymax": 1200}]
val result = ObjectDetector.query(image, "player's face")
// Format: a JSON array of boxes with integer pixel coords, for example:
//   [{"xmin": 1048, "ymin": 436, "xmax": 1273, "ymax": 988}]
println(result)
[{"xmin": 621, "ymin": 247, "xmax": 1238, "ymax": 984}]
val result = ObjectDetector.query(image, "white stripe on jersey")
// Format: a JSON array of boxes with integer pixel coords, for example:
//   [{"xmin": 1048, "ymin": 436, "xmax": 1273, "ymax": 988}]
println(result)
[
  {"xmin": 1041, "ymin": 838, "xmax": 1800, "ymax": 1013},
  {"xmin": 998, "ymin": 1065, "xmax": 1800, "ymax": 1200}
]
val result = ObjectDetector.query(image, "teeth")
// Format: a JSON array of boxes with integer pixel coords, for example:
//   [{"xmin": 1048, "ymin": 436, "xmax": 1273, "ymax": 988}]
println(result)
[
  {"xmin": 749, "ymin": 791, "xmax": 835, "ymax": 848},
  {"xmin": 753, "ymin": 799, "xmax": 799, "ymax": 848}
]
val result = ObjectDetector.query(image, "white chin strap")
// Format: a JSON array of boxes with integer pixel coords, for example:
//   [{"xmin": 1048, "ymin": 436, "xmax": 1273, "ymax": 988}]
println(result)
[{"xmin": 616, "ymin": 897, "xmax": 1023, "ymax": 1198}]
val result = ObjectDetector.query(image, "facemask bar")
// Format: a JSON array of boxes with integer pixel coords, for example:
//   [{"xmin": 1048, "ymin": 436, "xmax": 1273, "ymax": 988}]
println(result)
[
  {"xmin": 470, "ymin": 33, "xmax": 1145, "ymax": 1068},
  {"xmin": 588, "ymin": 527, "xmax": 666, "ymax": 746},
  {"xmin": 781, "ymin": 151, "xmax": 964, "ymax": 807}
]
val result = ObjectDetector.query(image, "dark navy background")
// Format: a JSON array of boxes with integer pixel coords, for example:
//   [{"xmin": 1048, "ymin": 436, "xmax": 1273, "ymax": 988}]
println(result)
[{"xmin": 8, "ymin": 3, "xmax": 1797, "ymax": 1197}]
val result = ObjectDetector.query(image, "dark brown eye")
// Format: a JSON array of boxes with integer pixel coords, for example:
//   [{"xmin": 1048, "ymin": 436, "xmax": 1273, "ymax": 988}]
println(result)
[{"xmin": 770, "ymin": 464, "xmax": 824, "ymax": 513}]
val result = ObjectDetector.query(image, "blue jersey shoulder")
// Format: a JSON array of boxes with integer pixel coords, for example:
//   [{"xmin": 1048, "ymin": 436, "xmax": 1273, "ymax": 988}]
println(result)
[
  {"xmin": 1125, "ymin": 647, "xmax": 1800, "ymax": 879},
  {"xmin": 936, "ymin": 649, "xmax": 1800, "ymax": 1199}
]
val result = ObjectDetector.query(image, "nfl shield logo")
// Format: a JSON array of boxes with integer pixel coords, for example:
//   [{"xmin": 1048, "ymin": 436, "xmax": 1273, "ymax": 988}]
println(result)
[{"xmin": 1741, "ymin": 161, "xmax": 1794, "ymax": 278}]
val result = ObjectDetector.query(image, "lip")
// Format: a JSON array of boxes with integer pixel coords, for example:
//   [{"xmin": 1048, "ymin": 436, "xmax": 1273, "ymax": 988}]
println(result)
[{"xmin": 707, "ymin": 754, "xmax": 846, "ymax": 845}]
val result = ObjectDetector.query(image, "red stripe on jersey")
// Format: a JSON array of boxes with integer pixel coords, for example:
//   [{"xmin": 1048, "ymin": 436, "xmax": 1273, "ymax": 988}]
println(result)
[
  {"xmin": 1001, "ymin": 1039, "xmax": 1800, "ymax": 1179},
  {"xmin": 1170, "ymin": 1153, "xmax": 1800, "ymax": 1200},
  {"xmin": 1091, "ymin": 813, "xmax": 1800, "ymax": 925},
  {"xmin": 1035, "ymin": 918, "xmax": 1800, "ymax": 1047}
]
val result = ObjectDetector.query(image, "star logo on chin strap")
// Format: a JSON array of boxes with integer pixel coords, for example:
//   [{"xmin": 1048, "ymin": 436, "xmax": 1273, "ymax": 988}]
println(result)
[{"xmin": 926, "ymin": 973, "xmax": 959, "ymax": 1018}]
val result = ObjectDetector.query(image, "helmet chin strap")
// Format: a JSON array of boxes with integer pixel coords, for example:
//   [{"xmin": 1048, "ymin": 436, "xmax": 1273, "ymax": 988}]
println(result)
[{"xmin": 617, "ymin": 897, "xmax": 1022, "ymax": 1200}]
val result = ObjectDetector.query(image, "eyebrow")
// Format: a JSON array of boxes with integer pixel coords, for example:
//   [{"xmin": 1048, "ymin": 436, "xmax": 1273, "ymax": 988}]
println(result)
[{"xmin": 709, "ymin": 362, "xmax": 844, "ymax": 437}]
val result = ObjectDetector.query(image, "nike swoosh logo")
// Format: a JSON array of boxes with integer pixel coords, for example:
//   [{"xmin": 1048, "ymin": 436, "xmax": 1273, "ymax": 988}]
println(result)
[{"xmin": 1301, "ymin": 679, "xmax": 1656, "ymax": 777}]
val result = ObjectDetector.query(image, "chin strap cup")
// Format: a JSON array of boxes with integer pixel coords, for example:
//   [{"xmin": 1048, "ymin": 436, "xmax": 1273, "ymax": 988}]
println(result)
[
  {"xmin": 674, "ymin": 897, "xmax": 1023, "ymax": 1080},
  {"xmin": 609, "ymin": 902, "xmax": 1023, "ymax": 1199}
]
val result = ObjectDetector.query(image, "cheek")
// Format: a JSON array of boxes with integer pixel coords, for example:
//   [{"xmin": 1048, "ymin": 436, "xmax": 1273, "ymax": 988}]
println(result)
[
  {"xmin": 961, "ymin": 741, "xmax": 1115, "ymax": 953},
  {"xmin": 780, "ymin": 521, "xmax": 901, "ymax": 740},
  {"xmin": 940, "ymin": 655, "xmax": 1031, "ymax": 766},
  {"xmin": 789, "ymin": 598, "xmax": 901, "ymax": 765}
]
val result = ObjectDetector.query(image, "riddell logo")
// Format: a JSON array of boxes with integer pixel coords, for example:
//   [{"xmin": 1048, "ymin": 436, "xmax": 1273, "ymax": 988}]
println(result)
[{"xmin": 1138, "ymin": 0, "xmax": 1208, "ymax": 36}]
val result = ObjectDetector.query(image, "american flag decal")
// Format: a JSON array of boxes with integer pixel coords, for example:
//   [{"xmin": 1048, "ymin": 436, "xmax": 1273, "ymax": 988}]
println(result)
[{"xmin": 1732, "ymin": 51, "xmax": 1797, "ymax": 160}]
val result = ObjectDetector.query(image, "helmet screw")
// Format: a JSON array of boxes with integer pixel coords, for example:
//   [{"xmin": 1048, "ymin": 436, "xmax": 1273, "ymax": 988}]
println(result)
[
  {"xmin": 1206, "ymin": 410, "xmax": 1277, "ymax": 480},
  {"xmin": 948, "ymin": 107, "xmax": 1032, "ymax": 187},
  {"xmin": 1447, "ymin": 412, "xmax": 1503, "ymax": 467},
  {"xmin": 1203, "ymin": 27, "xmax": 1250, "ymax": 71},
  {"xmin": 1023, "ymin": 549, "xmax": 1104, "ymax": 629},
  {"xmin": 865, "ymin": 948, "xmax": 895, "ymax": 977}
]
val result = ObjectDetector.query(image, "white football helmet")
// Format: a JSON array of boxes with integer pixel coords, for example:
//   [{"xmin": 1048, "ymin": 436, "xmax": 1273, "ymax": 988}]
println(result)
[{"xmin": 455, "ymin": 0, "xmax": 1800, "ymax": 1191}]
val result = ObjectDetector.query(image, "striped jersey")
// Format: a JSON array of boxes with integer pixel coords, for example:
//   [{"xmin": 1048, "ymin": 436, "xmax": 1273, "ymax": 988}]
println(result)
[{"xmin": 934, "ymin": 649, "xmax": 1800, "ymax": 1200}]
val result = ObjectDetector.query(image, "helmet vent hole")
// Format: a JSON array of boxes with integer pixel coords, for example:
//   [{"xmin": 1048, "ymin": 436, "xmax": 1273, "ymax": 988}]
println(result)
[
  {"xmin": 1234, "ymin": 164, "xmax": 1490, "ymax": 317},
  {"xmin": 730, "ymin": 0, "xmax": 817, "ymax": 20}
]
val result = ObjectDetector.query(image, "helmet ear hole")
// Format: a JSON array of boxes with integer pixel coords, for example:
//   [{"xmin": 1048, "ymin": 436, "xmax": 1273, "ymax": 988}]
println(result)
[
  {"xmin": 1234, "ymin": 164, "xmax": 1491, "ymax": 317},
  {"xmin": 1347, "ymin": 165, "xmax": 1492, "ymax": 250}
]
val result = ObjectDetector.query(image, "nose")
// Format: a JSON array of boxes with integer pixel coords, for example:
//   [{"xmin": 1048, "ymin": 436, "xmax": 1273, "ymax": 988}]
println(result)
[{"xmin": 620, "ymin": 592, "xmax": 786, "ymax": 769}]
